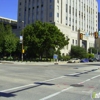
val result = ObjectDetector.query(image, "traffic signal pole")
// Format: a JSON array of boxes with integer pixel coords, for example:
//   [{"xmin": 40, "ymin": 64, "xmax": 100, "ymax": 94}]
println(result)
[
  {"xmin": 78, "ymin": 29, "xmax": 80, "ymax": 47},
  {"xmin": 94, "ymin": 31, "xmax": 98, "ymax": 48},
  {"xmin": 21, "ymin": 21, "xmax": 24, "ymax": 62}
]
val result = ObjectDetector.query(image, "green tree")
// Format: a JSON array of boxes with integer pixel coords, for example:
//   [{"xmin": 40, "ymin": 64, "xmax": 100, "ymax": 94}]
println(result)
[
  {"xmin": 87, "ymin": 53, "xmax": 94, "ymax": 58},
  {"xmin": 88, "ymin": 47, "xmax": 99, "ymax": 54},
  {"xmin": 70, "ymin": 46, "xmax": 87, "ymax": 59},
  {"xmin": 23, "ymin": 21, "xmax": 69, "ymax": 59},
  {"xmin": 0, "ymin": 23, "xmax": 6, "ymax": 53},
  {"xmin": 3, "ymin": 33, "xmax": 18, "ymax": 56},
  {"xmin": 0, "ymin": 24, "xmax": 18, "ymax": 57}
]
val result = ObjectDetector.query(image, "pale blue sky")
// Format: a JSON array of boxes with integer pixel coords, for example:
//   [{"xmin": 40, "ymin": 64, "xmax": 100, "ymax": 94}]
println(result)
[{"xmin": 0, "ymin": 0, "xmax": 100, "ymax": 20}]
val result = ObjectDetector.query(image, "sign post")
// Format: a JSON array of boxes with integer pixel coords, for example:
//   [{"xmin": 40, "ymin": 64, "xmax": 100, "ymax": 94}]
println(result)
[{"xmin": 53, "ymin": 54, "xmax": 58, "ymax": 64}]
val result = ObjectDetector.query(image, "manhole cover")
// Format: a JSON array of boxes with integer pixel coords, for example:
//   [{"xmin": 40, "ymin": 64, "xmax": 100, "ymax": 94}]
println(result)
[{"xmin": 70, "ymin": 84, "xmax": 84, "ymax": 87}]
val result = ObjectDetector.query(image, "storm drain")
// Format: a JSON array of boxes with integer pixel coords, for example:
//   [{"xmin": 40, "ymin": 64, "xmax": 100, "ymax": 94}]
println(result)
[
  {"xmin": 70, "ymin": 84, "xmax": 84, "ymax": 87},
  {"xmin": 34, "ymin": 82, "xmax": 55, "ymax": 86}
]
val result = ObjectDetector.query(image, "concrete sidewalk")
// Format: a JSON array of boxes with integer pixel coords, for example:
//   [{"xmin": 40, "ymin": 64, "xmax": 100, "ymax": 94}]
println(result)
[
  {"xmin": 0, "ymin": 60, "xmax": 100, "ymax": 65},
  {"xmin": 0, "ymin": 61, "xmax": 68, "ymax": 65}
]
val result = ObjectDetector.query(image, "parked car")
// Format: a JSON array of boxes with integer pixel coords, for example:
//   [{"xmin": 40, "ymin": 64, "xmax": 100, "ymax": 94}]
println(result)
[
  {"xmin": 89, "ymin": 58, "xmax": 98, "ymax": 62},
  {"xmin": 67, "ymin": 58, "xmax": 80, "ymax": 63},
  {"xmin": 80, "ymin": 58, "xmax": 89, "ymax": 63}
]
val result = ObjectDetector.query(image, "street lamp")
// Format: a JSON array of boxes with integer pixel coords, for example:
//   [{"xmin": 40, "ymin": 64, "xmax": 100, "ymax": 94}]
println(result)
[{"xmin": 21, "ymin": 21, "xmax": 24, "ymax": 62}]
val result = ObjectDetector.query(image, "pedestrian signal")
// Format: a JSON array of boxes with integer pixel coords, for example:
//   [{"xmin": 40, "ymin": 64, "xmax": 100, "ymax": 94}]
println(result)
[
  {"xmin": 94, "ymin": 32, "xmax": 98, "ymax": 39},
  {"xmin": 80, "ymin": 33, "xmax": 83, "ymax": 40}
]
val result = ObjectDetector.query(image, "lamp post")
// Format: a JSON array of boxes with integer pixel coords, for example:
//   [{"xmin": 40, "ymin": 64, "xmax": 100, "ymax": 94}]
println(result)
[
  {"xmin": 78, "ymin": 29, "xmax": 80, "ymax": 47},
  {"xmin": 21, "ymin": 21, "xmax": 24, "ymax": 62}
]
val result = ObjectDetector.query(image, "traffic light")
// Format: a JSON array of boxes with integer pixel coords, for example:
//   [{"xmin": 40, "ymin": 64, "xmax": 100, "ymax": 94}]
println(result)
[
  {"xmin": 94, "ymin": 32, "xmax": 98, "ymax": 39},
  {"xmin": 22, "ymin": 49, "xmax": 25, "ymax": 53},
  {"xmin": 80, "ymin": 33, "xmax": 83, "ymax": 40}
]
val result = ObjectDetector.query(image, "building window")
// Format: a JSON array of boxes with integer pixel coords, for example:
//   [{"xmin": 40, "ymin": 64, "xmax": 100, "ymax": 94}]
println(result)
[
  {"xmin": 57, "ymin": 5, "xmax": 59, "ymax": 10},
  {"xmin": 50, "ymin": 0, "xmax": 52, "ymax": 3},
  {"xmin": 41, "ymin": 5, "xmax": 43, "ymax": 11},
  {"xmin": 72, "ymin": 39, "xmax": 74, "ymax": 45},
  {"xmin": 49, "ymin": 12, "xmax": 52, "ymax": 17},
  {"xmin": 72, "ymin": 26, "xmax": 74, "ymax": 31},
  {"xmin": 76, "ymin": 40, "xmax": 77, "ymax": 45},
  {"xmin": 69, "ymin": 6, "xmax": 71, "ymax": 14},
  {"xmin": 50, "ymin": 5, "xmax": 52, "ymax": 9},
  {"xmin": 57, "ymin": 0, "xmax": 59, "ymax": 3},
  {"xmin": 19, "ymin": 2, "xmax": 21, "ymax": 5},
  {"xmin": 57, "ymin": 13, "xmax": 59, "ymax": 17},
  {"xmin": 66, "ymin": 4, "xmax": 68, "ymax": 12}
]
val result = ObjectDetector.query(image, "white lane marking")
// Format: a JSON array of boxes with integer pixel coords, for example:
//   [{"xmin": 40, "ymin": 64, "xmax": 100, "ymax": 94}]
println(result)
[
  {"xmin": 40, "ymin": 74, "xmax": 100, "ymax": 100},
  {"xmin": 0, "ymin": 84, "xmax": 35, "ymax": 92},
  {"xmin": 67, "ymin": 73, "xmax": 80, "ymax": 75},
  {"xmin": 40, "ymin": 87, "xmax": 73, "ymax": 100},
  {"xmin": 79, "ymin": 74, "xmax": 100, "ymax": 84},
  {"xmin": 0, "ymin": 76, "xmax": 65, "ymax": 92},
  {"xmin": 0, "ymin": 70, "xmax": 99, "ymax": 93}
]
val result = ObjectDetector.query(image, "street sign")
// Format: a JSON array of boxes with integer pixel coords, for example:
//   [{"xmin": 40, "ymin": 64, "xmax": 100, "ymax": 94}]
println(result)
[
  {"xmin": 53, "ymin": 54, "xmax": 58, "ymax": 59},
  {"xmin": 20, "ymin": 36, "xmax": 23, "ymax": 43},
  {"xmin": 85, "ymin": 32, "xmax": 89, "ymax": 37}
]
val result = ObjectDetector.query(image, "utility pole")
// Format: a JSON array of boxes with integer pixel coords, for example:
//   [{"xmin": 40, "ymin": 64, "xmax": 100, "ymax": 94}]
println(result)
[
  {"xmin": 21, "ymin": 21, "xmax": 24, "ymax": 62},
  {"xmin": 78, "ymin": 29, "xmax": 80, "ymax": 47}
]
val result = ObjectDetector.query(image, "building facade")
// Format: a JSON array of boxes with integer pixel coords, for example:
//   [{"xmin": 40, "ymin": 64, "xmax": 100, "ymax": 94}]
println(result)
[
  {"xmin": 0, "ymin": 16, "xmax": 17, "ymax": 29},
  {"xmin": 0, "ymin": 16, "xmax": 20, "ymax": 36},
  {"xmin": 98, "ymin": 12, "xmax": 100, "ymax": 30},
  {"xmin": 95, "ymin": 12, "xmax": 100, "ymax": 50},
  {"xmin": 17, "ymin": 0, "xmax": 98, "ymax": 55}
]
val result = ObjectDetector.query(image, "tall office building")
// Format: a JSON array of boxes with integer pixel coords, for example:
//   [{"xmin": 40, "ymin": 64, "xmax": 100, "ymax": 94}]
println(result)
[
  {"xmin": 17, "ymin": 0, "xmax": 98, "ymax": 55},
  {"xmin": 98, "ymin": 12, "xmax": 100, "ymax": 30}
]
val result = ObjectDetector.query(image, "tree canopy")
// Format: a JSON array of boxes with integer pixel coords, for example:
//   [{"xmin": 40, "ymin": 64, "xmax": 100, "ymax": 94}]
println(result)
[
  {"xmin": 70, "ymin": 46, "xmax": 87, "ymax": 59},
  {"xmin": 23, "ymin": 21, "xmax": 69, "ymax": 59},
  {"xmin": 88, "ymin": 47, "xmax": 99, "ymax": 54},
  {"xmin": 0, "ymin": 23, "xmax": 18, "ymax": 56}
]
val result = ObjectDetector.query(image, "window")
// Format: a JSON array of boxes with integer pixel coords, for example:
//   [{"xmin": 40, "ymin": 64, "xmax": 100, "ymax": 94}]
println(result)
[
  {"xmin": 72, "ymin": 26, "xmax": 74, "ymax": 31},
  {"xmin": 19, "ymin": 13, "xmax": 21, "ymax": 16},
  {"xmin": 69, "ymin": 6, "xmax": 71, "ymax": 14},
  {"xmin": 57, "ymin": 0, "xmax": 59, "ymax": 3},
  {"xmin": 76, "ymin": 40, "xmax": 77, "ymax": 45},
  {"xmin": 49, "ymin": 12, "xmax": 52, "ymax": 17},
  {"xmin": 57, "ymin": 5, "xmax": 59, "ymax": 10},
  {"xmin": 57, "ymin": 13, "xmax": 59, "ymax": 17},
  {"xmin": 19, "ymin": 2, "xmax": 21, "ymax": 5},
  {"xmin": 50, "ymin": 0, "xmax": 52, "ymax": 3},
  {"xmin": 72, "ymin": 39, "xmax": 74, "ymax": 45},
  {"xmin": 50, "ymin": 5, "xmax": 52, "ymax": 9},
  {"xmin": 66, "ymin": 4, "xmax": 68, "ymax": 12}
]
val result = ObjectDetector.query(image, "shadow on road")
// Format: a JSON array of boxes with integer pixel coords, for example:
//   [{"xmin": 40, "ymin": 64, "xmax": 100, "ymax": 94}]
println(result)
[{"xmin": 0, "ymin": 92, "xmax": 16, "ymax": 97}]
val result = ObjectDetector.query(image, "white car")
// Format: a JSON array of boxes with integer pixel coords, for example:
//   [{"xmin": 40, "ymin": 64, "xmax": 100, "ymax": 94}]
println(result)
[{"xmin": 68, "ymin": 58, "xmax": 80, "ymax": 63}]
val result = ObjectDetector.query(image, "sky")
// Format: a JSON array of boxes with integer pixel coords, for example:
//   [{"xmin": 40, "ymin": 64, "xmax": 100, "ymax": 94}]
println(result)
[{"xmin": 0, "ymin": 0, "xmax": 100, "ymax": 20}]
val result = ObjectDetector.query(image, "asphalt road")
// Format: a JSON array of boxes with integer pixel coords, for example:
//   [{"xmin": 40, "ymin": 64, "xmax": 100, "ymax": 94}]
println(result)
[{"xmin": 0, "ymin": 63, "xmax": 100, "ymax": 100}]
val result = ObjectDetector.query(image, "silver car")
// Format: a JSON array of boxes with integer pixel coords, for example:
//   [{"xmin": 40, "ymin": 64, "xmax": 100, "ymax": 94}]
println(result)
[{"xmin": 68, "ymin": 58, "xmax": 80, "ymax": 63}]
